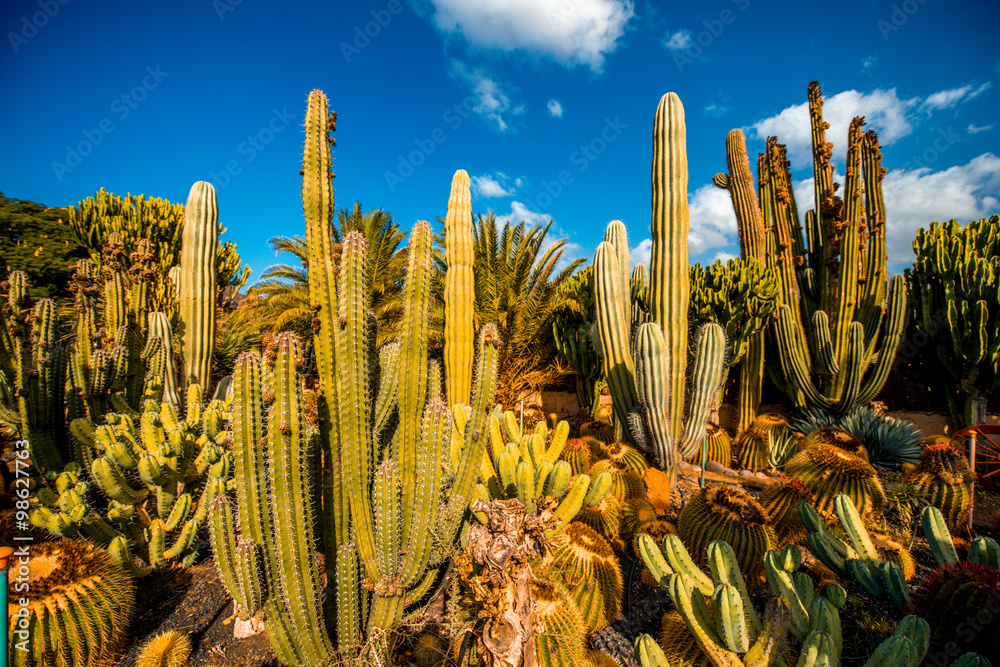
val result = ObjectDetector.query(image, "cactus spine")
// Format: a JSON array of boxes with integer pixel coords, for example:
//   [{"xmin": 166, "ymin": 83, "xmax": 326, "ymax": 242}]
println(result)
[
  {"xmin": 178, "ymin": 181, "xmax": 218, "ymax": 389},
  {"xmin": 444, "ymin": 169, "xmax": 475, "ymax": 408}
]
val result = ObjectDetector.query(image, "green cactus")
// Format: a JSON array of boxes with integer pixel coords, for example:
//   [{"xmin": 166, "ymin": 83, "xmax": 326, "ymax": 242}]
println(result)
[
  {"xmin": 921, "ymin": 505, "xmax": 1000, "ymax": 568},
  {"xmin": 553, "ymin": 266, "xmax": 605, "ymax": 417},
  {"xmin": 532, "ymin": 576, "xmax": 591, "ymax": 667},
  {"xmin": 905, "ymin": 442, "xmax": 974, "ymax": 531},
  {"xmin": 712, "ymin": 129, "xmax": 770, "ymax": 434},
  {"xmin": 860, "ymin": 616, "xmax": 930, "ymax": 667},
  {"xmin": 689, "ymin": 257, "xmax": 777, "ymax": 414},
  {"xmin": 8, "ymin": 539, "xmax": 135, "ymax": 667},
  {"xmin": 760, "ymin": 83, "xmax": 906, "ymax": 414},
  {"xmin": 539, "ymin": 521, "xmax": 623, "ymax": 634},
  {"xmin": 638, "ymin": 537, "xmax": 791, "ymax": 667},
  {"xmin": 759, "ymin": 478, "xmax": 813, "ymax": 548},
  {"xmin": 785, "ymin": 442, "xmax": 886, "ymax": 519},
  {"xmin": 444, "ymin": 169, "xmax": 476, "ymax": 409},
  {"xmin": 798, "ymin": 495, "xmax": 912, "ymax": 610},
  {"xmin": 636, "ymin": 634, "xmax": 671, "ymax": 667},
  {"xmin": 4, "ymin": 275, "xmax": 68, "ymax": 472},
  {"xmin": 32, "ymin": 390, "xmax": 229, "ymax": 575},
  {"xmin": 906, "ymin": 214, "xmax": 1000, "ymax": 427},
  {"xmin": 178, "ymin": 181, "xmax": 218, "ymax": 389},
  {"xmin": 136, "ymin": 630, "xmax": 193, "ymax": 667},
  {"xmin": 908, "ymin": 563, "xmax": 999, "ymax": 663},
  {"xmin": 593, "ymin": 93, "xmax": 727, "ymax": 479},
  {"xmin": 676, "ymin": 484, "xmax": 776, "ymax": 580},
  {"xmin": 479, "ymin": 408, "xmax": 610, "ymax": 533}
]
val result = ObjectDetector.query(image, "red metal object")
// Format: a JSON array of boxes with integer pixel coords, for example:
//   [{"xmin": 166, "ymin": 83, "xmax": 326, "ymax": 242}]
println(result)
[{"xmin": 950, "ymin": 424, "xmax": 1000, "ymax": 493}]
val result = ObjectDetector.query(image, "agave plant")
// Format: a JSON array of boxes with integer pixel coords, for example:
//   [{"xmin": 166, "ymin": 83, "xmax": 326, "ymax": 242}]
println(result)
[{"xmin": 789, "ymin": 405, "xmax": 922, "ymax": 470}]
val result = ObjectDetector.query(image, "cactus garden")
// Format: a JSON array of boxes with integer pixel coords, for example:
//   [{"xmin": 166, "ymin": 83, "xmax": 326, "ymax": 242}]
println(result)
[{"xmin": 3, "ymin": 4, "xmax": 1000, "ymax": 667}]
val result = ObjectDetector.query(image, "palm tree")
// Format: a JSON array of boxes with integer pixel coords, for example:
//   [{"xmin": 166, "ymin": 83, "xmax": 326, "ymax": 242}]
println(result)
[
  {"xmin": 238, "ymin": 203, "xmax": 407, "ymax": 347},
  {"xmin": 441, "ymin": 212, "xmax": 584, "ymax": 406}
]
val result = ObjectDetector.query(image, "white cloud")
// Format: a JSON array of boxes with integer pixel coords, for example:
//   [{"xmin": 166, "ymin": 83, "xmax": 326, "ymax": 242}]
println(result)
[
  {"xmin": 788, "ymin": 155, "xmax": 1000, "ymax": 268},
  {"xmin": 547, "ymin": 99, "xmax": 564, "ymax": 118},
  {"xmin": 861, "ymin": 55, "xmax": 877, "ymax": 71},
  {"xmin": 630, "ymin": 238, "xmax": 651, "ymax": 269},
  {"xmin": 422, "ymin": 0, "xmax": 634, "ymax": 71},
  {"xmin": 749, "ymin": 82, "xmax": 992, "ymax": 170},
  {"xmin": 712, "ymin": 251, "xmax": 737, "ymax": 263},
  {"xmin": 448, "ymin": 61, "xmax": 525, "ymax": 132},
  {"xmin": 749, "ymin": 88, "xmax": 917, "ymax": 167},
  {"xmin": 496, "ymin": 200, "xmax": 552, "ymax": 227},
  {"xmin": 968, "ymin": 123, "xmax": 994, "ymax": 134},
  {"xmin": 881, "ymin": 153, "xmax": 1000, "ymax": 266},
  {"xmin": 688, "ymin": 183, "xmax": 738, "ymax": 255},
  {"xmin": 663, "ymin": 29, "xmax": 691, "ymax": 51},
  {"xmin": 471, "ymin": 174, "xmax": 515, "ymax": 198},
  {"xmin": 920, "ymin": 82, "xmax": 991, "ymax": 114}
]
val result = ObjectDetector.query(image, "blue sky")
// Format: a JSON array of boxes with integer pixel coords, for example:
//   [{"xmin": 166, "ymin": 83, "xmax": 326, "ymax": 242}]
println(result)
[{"xmin": 2, "ymin": 0, "xmax": 998, "ymax": 282}]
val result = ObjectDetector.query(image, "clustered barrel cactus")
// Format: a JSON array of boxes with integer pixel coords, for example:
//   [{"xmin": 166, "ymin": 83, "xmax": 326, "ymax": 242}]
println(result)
[{"xmin": 594, "ymin": 93, "xmax": 726, "ymax": 478}]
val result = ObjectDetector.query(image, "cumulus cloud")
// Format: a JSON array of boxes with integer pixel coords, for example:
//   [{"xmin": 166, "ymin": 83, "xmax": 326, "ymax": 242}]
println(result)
[
  {"xmin": 630, "ymin": 238, "xmax": 651, "ymax": 268},
  {"xmin": 496, "ymin": 200, "xmax": 553, "ymax": 227},
  {"xmin": 712, "ymin": 251, "xmax": 737, "ymax": 263},
  {"xmin": 448, "ymin": 61, "xmax": 525, "ymax": 132},
  {"xmin": 749, "ymin": 82, "xmax": 991, "ymax": 169},
  {"xmin": 663, "ymin": 29, "xmax": 691, "ymax": 51},
  {"xmin": 421, "ymin": 0, "xmax": 634, "ymax": 71},
  {"xmin": 750, "ymin": 88, "xmax": 917, "ymax": 167},
  {"xmin": 919, "ymin": 82, "xmax": 991, "ymax": 114},
  {"xmin": 547, "ymin": 99, "xmax": 564, "ymax": 117},
  {"xmin": 789, "ymin": 155, "xmax": 1000, "ymax": 268},
  {"xmin": 688, "ymin": 183, "xmax": 738, "ymax": 255},
  {"xmin": 472, "ymin": 174, "xmax": 513, "ymax": 198}
]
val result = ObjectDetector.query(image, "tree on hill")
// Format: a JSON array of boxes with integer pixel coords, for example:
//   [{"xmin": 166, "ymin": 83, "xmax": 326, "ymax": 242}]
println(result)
[{"xmin": 0, "ymin": 192, "xmax": 88, "ymax": 298}]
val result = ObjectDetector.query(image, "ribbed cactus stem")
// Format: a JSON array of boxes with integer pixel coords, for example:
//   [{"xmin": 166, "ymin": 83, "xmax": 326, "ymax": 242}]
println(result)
[
  {"xmin": 443, "ymin": 169, "xmax": 475, "ymax": 408},
  {"xmin": 179, "ymin": 181, "xmax": 218, "ymax": 389},
  {"xmin": 650, "ymin": 92, "xmax": 689, "ymax": 445},
  {"xmin": 267, "ymin": 333, "xmax": 334, "ymax": 662},
  {"xmin": 594, "ymin": 241, "xmax": 639, "ymax": 428},
  {"xmin": 148, "ymin": 312, "xmax": 179, "ymax": 406}
]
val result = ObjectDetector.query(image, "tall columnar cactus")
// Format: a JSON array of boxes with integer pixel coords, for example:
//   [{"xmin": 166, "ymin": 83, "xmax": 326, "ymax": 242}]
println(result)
[
  {"xmin": 214, "ymin": 87, "xmax": 502, "ymax": 664},
  {"xmin": 444, "ymin": 169, "xmax": 475, "ymax": 408},
  {"xmin": 906, "ymin": 215, "xmax": 1000, "ymax": 427},
  {"xmin": 757, "ymin": 83, "xmax": 906, "ymax": 414},
  {"xmin": 5, "ymin": 273, "xmax": 68, "ymax": 472},
  {"xmin": 713, "ymin": 129, "xmax": 768, "ymax": 433},
  {"xmin": 178, "ymin": 181, "xmax": 218, "ymax": 389},
  {"xmin": 594, "ymin": 94, "xmax": 726, "ymax": 477},
  {"xmin": 552, "ymin": 266, "xmax": 604, "ymax": 416},
  {"xmin": 148, "ymin": 312, "xmax": 180, "ymax": 406}
]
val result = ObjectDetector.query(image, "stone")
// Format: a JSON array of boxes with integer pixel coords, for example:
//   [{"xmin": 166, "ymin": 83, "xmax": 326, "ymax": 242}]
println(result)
[
  {"xmin": 754, "ymin": 471, "xmax": 769, "ymax": 479},
  {"xmin": 705, "ymin": 460, "xmax": 726, "ymax": 474},
  {"xmin": 724, "ymin": 469, "xmax": 738, "ymax": 477},
  {"xmin": 738, "ymin": 470, "xmax": 754, "ymax": 478}
]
